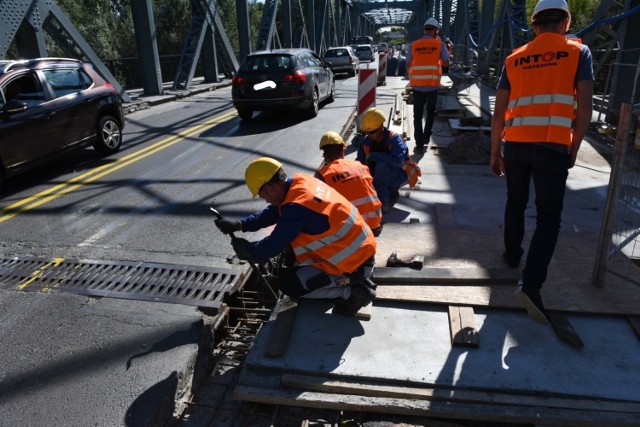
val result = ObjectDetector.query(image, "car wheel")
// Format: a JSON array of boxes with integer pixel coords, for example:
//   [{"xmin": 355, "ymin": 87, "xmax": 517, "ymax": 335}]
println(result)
[
  {"xmin": 237, "ymin": 108, "xmax": 253, "ymax": 120},
  {"xmin": 307, "ymin": 88, "xmax": 319, "ymax": 118},
  {"xmin": 349, "ymin": 68, "xmax": 356, "ymax": 77},
  {"xmin": 327, "ymin": 81, "xmax": 335, "ymax": 103},
  {"xmin": 93, "ymin": 115, "xmax": 122, "ymax": 155}
]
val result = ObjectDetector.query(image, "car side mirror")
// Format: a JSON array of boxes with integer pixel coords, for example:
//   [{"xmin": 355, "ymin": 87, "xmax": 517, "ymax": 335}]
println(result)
[{"xmin": 2, "ymin": 100, "xmax": 28, "ymax": 114}]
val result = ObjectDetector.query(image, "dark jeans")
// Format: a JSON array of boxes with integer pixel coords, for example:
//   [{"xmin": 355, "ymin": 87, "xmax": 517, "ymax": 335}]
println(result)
[
  {"xmin": 412, "ymin": 89, "xmax": 438, "ymax": 147},
  {"xmin": 503, "ymin": 142, "xmax": 569, "ymax": 290}
]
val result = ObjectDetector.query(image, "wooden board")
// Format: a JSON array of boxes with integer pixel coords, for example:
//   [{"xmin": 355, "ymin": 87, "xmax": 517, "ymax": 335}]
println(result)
[
  {"xmin": 373, "ymin": 266, "xmax": 518, "ymax": 284},
  {"xmin": 234, "ymin": 372, "xmax": 640, "ymax": 426},
  {"xmin": 448, "ymin": 305, "xmax": 479, "ymax": 347},
  {"xmin": 374, "ymin": 225, "xmax": 640, "ymax": 316},
  {"xmin": 375, "ymin": 284, "xmax": 640, "ymax": 316},
  {"xmin": 279, "ymin": 373, "xmax": 640, "ymax": 413}
]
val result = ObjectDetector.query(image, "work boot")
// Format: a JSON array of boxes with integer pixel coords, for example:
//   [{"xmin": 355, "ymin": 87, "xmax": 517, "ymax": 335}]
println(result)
[
  {"xmin": 332, "ymin": 280, "xmax": 377, "ymax": 316},
  {"xmin": 514, "ymin": 282, "xmax": 548, "ymax": 325}
]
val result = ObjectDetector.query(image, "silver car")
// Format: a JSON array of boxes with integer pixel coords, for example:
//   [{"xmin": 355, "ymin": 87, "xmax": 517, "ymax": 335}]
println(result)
[
  {"xmin": 323, "ymin": 46, "xmax": 359, "ymax": 77},
  {"xmin": 355, "ymin": 45, "xmax": 375, "ymax": 62}
]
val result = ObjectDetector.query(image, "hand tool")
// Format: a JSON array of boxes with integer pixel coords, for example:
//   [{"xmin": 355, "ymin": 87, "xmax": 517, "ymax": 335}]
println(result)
[
  {"xmin": 209, "ymin": 202, "xmax": 277, "ymax": 299},
  {"xmin": 386, "ymin": 252, "xmax": 424, "ymax": 270}
]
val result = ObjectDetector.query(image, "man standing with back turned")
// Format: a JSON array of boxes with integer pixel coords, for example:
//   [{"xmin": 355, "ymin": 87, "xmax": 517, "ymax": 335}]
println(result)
[
  {"xmin": 406, "ymin": 17, "xmax": 450, "ymax": 153},
  {"xmin": 490, "ymin": 0, "xmax": 593, "ymax": 324}
]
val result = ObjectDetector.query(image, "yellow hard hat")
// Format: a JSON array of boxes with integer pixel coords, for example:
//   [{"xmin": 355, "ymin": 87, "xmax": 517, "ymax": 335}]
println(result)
[
  {"xmin": 319, "ymin": 131, "xmax": 346, "ymax": 149},
  {"xmin": 361, "ymin": 108, "xmax": 386, "ymax": 133},
  {"xmin": 244, "ymin": 157, "xmax": 283, "ymax": 197}
]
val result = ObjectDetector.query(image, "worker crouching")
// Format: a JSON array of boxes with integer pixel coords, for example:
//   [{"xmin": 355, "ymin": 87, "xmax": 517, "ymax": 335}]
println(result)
[
  {"xmin": 214, "ymin": 157, "xmax": 377, "ymax": 316},
  {"xmin": 316, "ymin": 131, "xmax": 383, "ymax": 236}
]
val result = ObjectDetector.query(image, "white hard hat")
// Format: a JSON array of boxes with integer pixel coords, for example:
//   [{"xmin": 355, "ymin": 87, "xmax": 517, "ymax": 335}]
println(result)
[
  {"xmin": 531, "ymin": 0, "xmax": 570, "ymax": 23},
  {"xmin": 424, "ymin": 18, "xmax": 440, "ymax": 28}
]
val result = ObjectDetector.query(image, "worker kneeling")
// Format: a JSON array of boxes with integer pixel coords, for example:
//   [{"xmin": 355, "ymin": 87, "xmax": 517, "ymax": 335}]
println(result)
[
  {"xmin": 214, "ymin": 157, "xmax": 377, "ymax": 316},
  {"xmin": 316, "ymin": 131, "xmax": 383, "ymax": 237}
]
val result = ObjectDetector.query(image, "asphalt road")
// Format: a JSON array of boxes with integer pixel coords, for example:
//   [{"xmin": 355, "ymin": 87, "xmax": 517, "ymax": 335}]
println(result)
[{"xmin": 0, "ymin": 73, "xmax": 365, "ymax": 426}]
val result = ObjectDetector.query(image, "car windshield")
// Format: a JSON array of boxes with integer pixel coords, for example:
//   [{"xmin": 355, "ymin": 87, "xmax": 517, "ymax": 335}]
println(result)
[
  {"xmin": 356, "ymin": 46, "xmax": 370, "ymax": 52},
  {"xmin": 241, "ymin": 55, "xmax": 294, "ymax": 73}
]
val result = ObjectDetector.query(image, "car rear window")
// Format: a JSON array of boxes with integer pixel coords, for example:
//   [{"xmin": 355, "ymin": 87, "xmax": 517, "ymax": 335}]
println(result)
[
  {"xmin": 242, "ymin": 55, "xmax": 294, "ymax": 73},
  {"xmin": 325, "ymin": 49, "xmax": 348, "ymax": 58}
]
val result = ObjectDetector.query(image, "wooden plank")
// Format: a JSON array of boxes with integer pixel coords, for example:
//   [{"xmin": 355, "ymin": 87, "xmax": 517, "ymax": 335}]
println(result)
[
  {"xmin": 628, "ymin": 316, "xmax": 640, "ymax": 340},
  {"xmin": 235, "ymin": 383, "xmax": 640, "ymax": 426},
  {"xmin": 372, "ymin": 266, "xmax": 518, "ymax": 284},
  {"xmin": 374, "ymin": 284, "xmax": 640, "ymax": 316},
  {"xmin": 264, "ymin": 294, "xmax": 298, "ymax": 358},
  {"xmin": 547, "ymin": 311, "xmax": 584, "ymax": 349},
  {"xmin": 448, "ymin": 305, "xmax": 479, "ymax": 347},
  {"xmin": 279, "ymin": 373, "xmax": 640, "ymax": 414}
]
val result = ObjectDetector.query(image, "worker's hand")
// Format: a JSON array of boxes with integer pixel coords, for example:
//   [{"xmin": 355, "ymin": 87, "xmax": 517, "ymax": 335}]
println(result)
[
  {"xmin": 490, "ymin": 153, "xmax": 505, "ymax": 177},
  {"xmin": 215, "ymin": 218, "xmax": 242, "ymax": 235},
  {"xmin": 231, "ymin": 237, "xmax": 252, "ymax": 260}
]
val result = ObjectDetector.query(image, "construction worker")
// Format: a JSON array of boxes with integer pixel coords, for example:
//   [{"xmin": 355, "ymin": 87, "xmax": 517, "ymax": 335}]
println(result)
[
  {"xmin": 490, "ymin": 0, "xmax": 594, "ymax": 324},
  {"xmin": 214, "ymin": 157, "xmax": 377, "ymax": 316},
  {"xmin": 356, "ymin": 108, "xmax": 421, "ymax": 214},
  {"xmin": 315, "ymin": 131, "xmax": 383, "ymax": 236},
  {"xmin": 406, "ymin": 17, "xmax": 450, "ymax": 153}
]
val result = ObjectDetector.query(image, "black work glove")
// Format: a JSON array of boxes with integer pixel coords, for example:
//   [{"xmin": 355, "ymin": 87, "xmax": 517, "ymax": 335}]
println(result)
[
  {"xmin": 231, "ymin": 237, "xmax": 252, "ymax": 260},
  {"xmin": 215, "ymin": 218, "xmax": 242, "ymax": 235}
]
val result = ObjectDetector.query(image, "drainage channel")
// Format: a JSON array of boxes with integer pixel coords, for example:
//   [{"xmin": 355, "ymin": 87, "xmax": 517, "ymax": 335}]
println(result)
[{"xmin": 0, "ymin": 256, "xmax": 248, "ymax": 312}]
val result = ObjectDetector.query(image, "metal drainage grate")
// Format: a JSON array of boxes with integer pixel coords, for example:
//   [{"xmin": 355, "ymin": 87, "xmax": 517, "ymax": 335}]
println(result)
[{"xmin": 0, "ymin": 256, "xmax": 246, "ymax": 310}]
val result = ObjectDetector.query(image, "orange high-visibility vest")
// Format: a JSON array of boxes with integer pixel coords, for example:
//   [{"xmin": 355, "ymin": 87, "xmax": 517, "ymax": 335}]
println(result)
[
  {"xmin": 409, "ymin": 38, "xmax": 442, "ymax": 88},
  {"xmin": 318, "ymin": 158, "xmax": 382, "ymax": 230},
  {"xmin": 504, "ymin": 33, "xmax": 581, "ymax": 146},
  {"xmin": 282, "ymin": 174, "xmax": 377, "ymax": 275},
  {"xmin": 361, "ymin": 131, "xmax": 422, "ymax": 188}
]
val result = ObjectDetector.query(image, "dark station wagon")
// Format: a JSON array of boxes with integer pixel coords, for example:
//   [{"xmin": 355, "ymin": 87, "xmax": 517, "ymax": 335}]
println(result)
[
  {"xmin": 0, "ymin": 57, "xmax": 124, "ymax": 189},
  {"xmin": 232, "ymin": 48, "xmax": 335, "ymax": 120}
]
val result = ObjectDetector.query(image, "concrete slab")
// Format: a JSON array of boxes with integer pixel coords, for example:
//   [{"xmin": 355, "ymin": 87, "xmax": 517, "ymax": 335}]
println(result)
[{"xmin": 244, "ymin": 300, "xmax": 640, "ymax": 402}]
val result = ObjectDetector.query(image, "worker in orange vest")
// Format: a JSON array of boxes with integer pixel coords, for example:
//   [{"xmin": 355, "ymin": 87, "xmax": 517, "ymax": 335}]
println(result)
[
  {"xmin": 316, "ymin": 131, "xmax": 383, "ymax": 236},
  {"xmin": 214, "ymin": 157, "xmax": 377, "ymax": 316},
  {"xmin": 406, "ymin": 17, "xmax": 450, "ymax": 153},
  {"xmin": 490, "ymin": 0, "xmax": 594, "ymax": 325}
]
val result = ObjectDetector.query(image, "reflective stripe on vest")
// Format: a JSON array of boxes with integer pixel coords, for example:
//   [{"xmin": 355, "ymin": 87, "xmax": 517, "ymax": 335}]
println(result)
[
  {"xmin": 506, "ymin": 116, "xmax": 573, "ymax": 129},
  {"xmin": 508, "ymin": 93, "xmax": 575, "ymax": 109}
]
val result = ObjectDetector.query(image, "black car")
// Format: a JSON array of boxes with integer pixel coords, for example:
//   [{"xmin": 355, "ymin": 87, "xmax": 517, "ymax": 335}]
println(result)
[
  {"xmin": 0, "ymin": 57, "xmax": 124, "ymax": 189},
  {"xmin": 232, "ymin": 48, "xmax": 335, "ymax": 120}
]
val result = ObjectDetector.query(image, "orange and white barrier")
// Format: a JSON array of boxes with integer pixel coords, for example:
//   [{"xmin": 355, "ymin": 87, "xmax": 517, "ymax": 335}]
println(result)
[{"xmin": 357, "ymin": 68, "xmax": 377, "ymax": 132}]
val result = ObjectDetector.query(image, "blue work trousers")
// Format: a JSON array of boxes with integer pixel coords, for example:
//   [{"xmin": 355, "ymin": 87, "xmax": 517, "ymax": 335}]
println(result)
[
  {"xmin": 412, "ymin": 89, "xmax": 438, "ymax": 147},
  {"xmin": 372, "ymin": 162, "xmax": 407, "ymax": 205},
  {"xmin": 503, "ymin": 142, "xmax": 569, "ymax": 290}
]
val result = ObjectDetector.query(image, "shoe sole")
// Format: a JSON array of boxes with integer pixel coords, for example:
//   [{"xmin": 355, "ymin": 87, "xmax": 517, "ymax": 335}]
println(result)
[{"xmin": 514, "ymin": 290, "xmax": 549, "ymax": 325}]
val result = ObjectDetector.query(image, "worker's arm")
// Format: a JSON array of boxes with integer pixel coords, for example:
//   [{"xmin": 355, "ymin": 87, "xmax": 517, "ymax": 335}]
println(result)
[
  {"xmin": 490, "ymin": 88, "xmax": 510, "ymax": 177},
  {"xmin": 569, "ymin": 79, "xmax": 594, "ymax": 169}
]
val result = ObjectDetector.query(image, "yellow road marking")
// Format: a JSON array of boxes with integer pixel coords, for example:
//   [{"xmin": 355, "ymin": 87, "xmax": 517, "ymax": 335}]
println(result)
[
  {"xmin": 0, "ymin": 110, "xmax": 236, "ymax": 223},
  {"xmin": 18, "ymin": 257, "xmax": 65, "ymax": 290}
]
